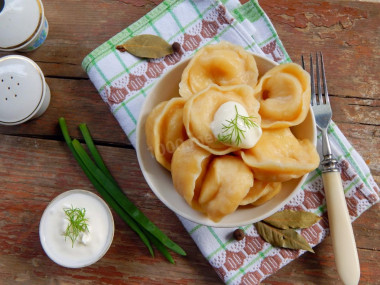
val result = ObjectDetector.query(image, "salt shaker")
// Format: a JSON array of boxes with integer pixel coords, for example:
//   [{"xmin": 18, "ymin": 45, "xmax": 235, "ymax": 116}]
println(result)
[
  {"xmin": 0, "ymin": 55, "xmax": 51, "ymax": 125},
  {"xmin": 0, "ymin": 0, "xmax": 49, "ymax": 52}
]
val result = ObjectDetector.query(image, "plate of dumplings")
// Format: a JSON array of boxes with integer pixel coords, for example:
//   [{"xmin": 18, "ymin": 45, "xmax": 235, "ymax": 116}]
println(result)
[{"xmin": 137, "ymin": 41, "xmax": 319, "ymax": 227}]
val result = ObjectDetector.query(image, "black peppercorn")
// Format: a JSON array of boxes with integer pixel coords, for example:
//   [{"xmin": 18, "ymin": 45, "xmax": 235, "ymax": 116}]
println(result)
[
  {"xmin": 172, "ymin": 42, "xmax": 181, "ymax": 53},
  {"xmin": 233, "ymin": 229, "xmax": 245, "ymax": 241}
]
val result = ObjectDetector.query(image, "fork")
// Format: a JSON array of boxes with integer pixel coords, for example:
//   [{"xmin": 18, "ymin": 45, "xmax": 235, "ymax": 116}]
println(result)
[{"xmin": 302, "ymin": 53, "xmax": 360, "ymax": 285}]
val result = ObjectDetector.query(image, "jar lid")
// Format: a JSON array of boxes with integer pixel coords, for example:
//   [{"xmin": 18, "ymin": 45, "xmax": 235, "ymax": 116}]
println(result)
[
  {"xmin": 0, "ymin": 55, "xmax": 45, "ymax": 124},
  {"xmin": 0, "ymin": 0, "xmax": 43, "ymax": 49}
]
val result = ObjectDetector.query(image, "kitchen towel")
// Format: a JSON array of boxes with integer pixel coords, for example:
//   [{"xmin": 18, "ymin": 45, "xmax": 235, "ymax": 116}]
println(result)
[{"xmin": 82, "ymin": 0, "xmax": 379, "ymax": 283}]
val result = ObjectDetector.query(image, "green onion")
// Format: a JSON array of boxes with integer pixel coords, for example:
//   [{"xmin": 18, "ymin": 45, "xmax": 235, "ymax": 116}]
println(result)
[
  {"xmin": 78, "ymin": 123, "xmax": 113, "ymax": 180},
  {"xmin": 145, "ymin": 229, "xmax": 175, "ymax": 264},
  {"xmin": 58, "ymin": 118, "xmax": 154, "ymax": 256},
  {"xmin": 71, "ymin": 139, "xmax": 186, "ymax": 256},
  {"xmin": 58, "ymin": 117, "xmax": 186, "ymax": 262}
]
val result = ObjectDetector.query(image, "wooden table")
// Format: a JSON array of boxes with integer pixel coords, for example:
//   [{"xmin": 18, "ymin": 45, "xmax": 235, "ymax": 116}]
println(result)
[{"xmin": 1, "ymin": 0, "xmax": 379, "ymax": 284}]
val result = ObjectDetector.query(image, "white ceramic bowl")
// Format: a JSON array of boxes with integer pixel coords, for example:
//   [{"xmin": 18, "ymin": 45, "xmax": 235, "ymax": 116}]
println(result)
[
  {"xmin": 136, "ymin": 54, "xmax": 316, "ymax": 227},
  {"xmin": 39, "ymin": 189, "xmax": 114, "ymax": 268}
]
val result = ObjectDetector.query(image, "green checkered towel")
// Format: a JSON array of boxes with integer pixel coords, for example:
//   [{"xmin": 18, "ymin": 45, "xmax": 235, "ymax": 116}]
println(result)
[{"xmin": 82, "ymin": 0, "xmax": 379, "ymax": 283}]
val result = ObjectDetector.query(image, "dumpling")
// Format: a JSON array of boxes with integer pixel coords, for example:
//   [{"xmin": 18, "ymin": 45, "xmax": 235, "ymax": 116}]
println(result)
[
  {"xmin": 198, "ymin": 156, "xmax": 253, "ymax": 222},
  {"xmin": 145, "ymin": 97, "xmax": 188, "ymax": 171},
  {"xmin": 254, "ymin": 63, "xmax": 311, "ymax": 128},
  {"xmin": 251, "ymin": 182, "xmax": 282, "ymax": 206},
  {"xmin": 183, "ymin": 84, "xmax": 261, "ymax": 155},
  {"xmin": 171, "ymin": 139, "xmax": 212, "ymax": 209},
  {"xmin": 239, "ymin": 128, "xmax": 320, "ymax": 182},
  {"xmin": 240, "ymin": 180, "xmax": 282, "ymax": 206},
  {"xmin": 179, "ymin": 41, "xmax": 259, "ymax": 99}
]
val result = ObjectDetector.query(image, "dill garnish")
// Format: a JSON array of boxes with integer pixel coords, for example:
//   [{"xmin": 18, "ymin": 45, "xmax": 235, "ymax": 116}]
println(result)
[
  {"xmin": 63, "ymin": 205, "xmax": 89, "ymax": 247},
  {"xmin": 217, "ymin": 105, "xmax": 258, "ymax": 146}
]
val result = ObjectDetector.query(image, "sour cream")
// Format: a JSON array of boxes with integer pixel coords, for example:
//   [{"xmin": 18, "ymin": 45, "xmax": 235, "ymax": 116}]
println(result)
[
  {"xmin": 39, "ymin": 189, "xmax": 114, "ymax": 268},
  {"xmin": 211, "ymin": 101, "xmax": 262, "ymax": 149}
]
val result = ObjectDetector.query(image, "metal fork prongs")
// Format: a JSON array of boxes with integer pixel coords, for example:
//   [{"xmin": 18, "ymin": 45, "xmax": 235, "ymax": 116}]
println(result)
[{"xmin": 302, "ymin": 52, "xmax": 334, "ymax": 167}]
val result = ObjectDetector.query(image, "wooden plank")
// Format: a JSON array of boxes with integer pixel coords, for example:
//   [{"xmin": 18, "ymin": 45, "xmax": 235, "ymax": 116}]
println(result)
[
  {"xmin": 262, "ymin": 0, "xmax": 380, "ymax": 99},
  {"xmin": 0, "ymin": 0, "xmax": 379, "ymax": 283},
  {"xmin": 0, "ymin": 134, "xmax": 221, "ymax": 284},
  {"xmin": 19, "ymin": 0, "xmax": 159, "ymax": 78},
  {"xmin": 330, "ymin": 96, "xmax": 380, "ymax": 182},
  {"xmin": 1, "ymin": 134, "xmax": 378, "ymax": 283},
  {"xmin": 1, "ymin": 0, "xmax": 378, "ymax": 94},
  {"xmin": 1, "ymin": 81, "xmax": 378, "ymax": 183},
  {"xmin": 0, "ymin": 78, "xmax": 129, "ymax": 145},
  {"xmin": 1, "ymin": 0, "xmax": 378, "ymax": 148}
]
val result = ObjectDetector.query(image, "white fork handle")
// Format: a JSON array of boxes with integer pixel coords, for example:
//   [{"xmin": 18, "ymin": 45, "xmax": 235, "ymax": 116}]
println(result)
[{"xmin": 322, "ymin": 171, "xmax": 360, "ymax": 285}]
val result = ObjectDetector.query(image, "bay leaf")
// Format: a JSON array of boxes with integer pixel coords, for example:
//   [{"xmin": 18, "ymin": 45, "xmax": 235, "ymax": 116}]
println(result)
[
  {"xmin": 264, "ymin": 210, "xmax": 322, "ymax": 229},
  {"xmin": 254, "ymin": 221, "xmax": 314, "ymax": 253},
  {"xmin": 116, "ymin": 34, "xmax": 173, "ymax": 59}
]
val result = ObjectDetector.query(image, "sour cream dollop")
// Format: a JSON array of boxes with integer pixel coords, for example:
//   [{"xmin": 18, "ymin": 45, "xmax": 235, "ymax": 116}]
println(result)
[
  {"xmin": 210, "ymin": 101, "xmax": 262, "ymax": 149},
  {"xmin": 39, "ymin": 189, "xmax": 114, "ymax": 268}
]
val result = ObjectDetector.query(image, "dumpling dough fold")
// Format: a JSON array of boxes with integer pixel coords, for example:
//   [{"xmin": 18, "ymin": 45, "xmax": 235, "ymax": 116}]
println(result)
[
  {"xmin": 254, "ymin": 63, "xmax": 311, "ymax": 128},
  {"xmin": 171, "ymin": 139, "xmax": 212, "ymax": 209},
  {"xmin": 183, "ymin": 84, "xmax": 261, "ymax": 155},
  {"xmin": 199, "ymin": 156, "xmax": 253, "ymax": 222},
  {"xmin": 179, "ymin": 41, "xmax": 259, "ymax": 98},
  {"xmin": 240, "ymin": 180, "xmax": 282, "ymax": 206},
  {"xmin": 145, "ymin": 97, "xmax": 188, "ymax": 171},
  {"xmin": 239, "ymin": 128, "xmax": 320, "ymax": 182}
]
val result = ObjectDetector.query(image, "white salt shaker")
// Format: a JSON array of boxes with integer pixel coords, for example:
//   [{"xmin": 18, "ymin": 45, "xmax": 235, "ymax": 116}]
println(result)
[
  {"xmin": 0, "ymin": 0, "xmax": 49, "ymax": 51},
  {"xmin": 0, "ymin": 55, "xmax": 51, "ymax": 125}
]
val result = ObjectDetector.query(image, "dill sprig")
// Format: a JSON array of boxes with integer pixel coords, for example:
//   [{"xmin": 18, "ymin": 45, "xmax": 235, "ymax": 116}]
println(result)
[
  {"xmin": 63, "ymin": 205, "xmax": 89, "ymax": 247},
  {"xmin": 217, "ymin": 105, "xmax": 258, "ymax": 146}
]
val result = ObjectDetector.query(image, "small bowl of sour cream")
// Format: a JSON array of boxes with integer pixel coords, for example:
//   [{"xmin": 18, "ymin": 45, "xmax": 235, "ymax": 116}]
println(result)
[{"xmin": 39, "ymin": 189, "xmax": 114, "ymax": 268}]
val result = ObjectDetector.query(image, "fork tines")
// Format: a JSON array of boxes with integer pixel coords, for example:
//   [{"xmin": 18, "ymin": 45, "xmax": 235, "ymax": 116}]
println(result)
[{"xmin": 301, "ymin": 52, "xmax": 329, "ymax": 106}]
